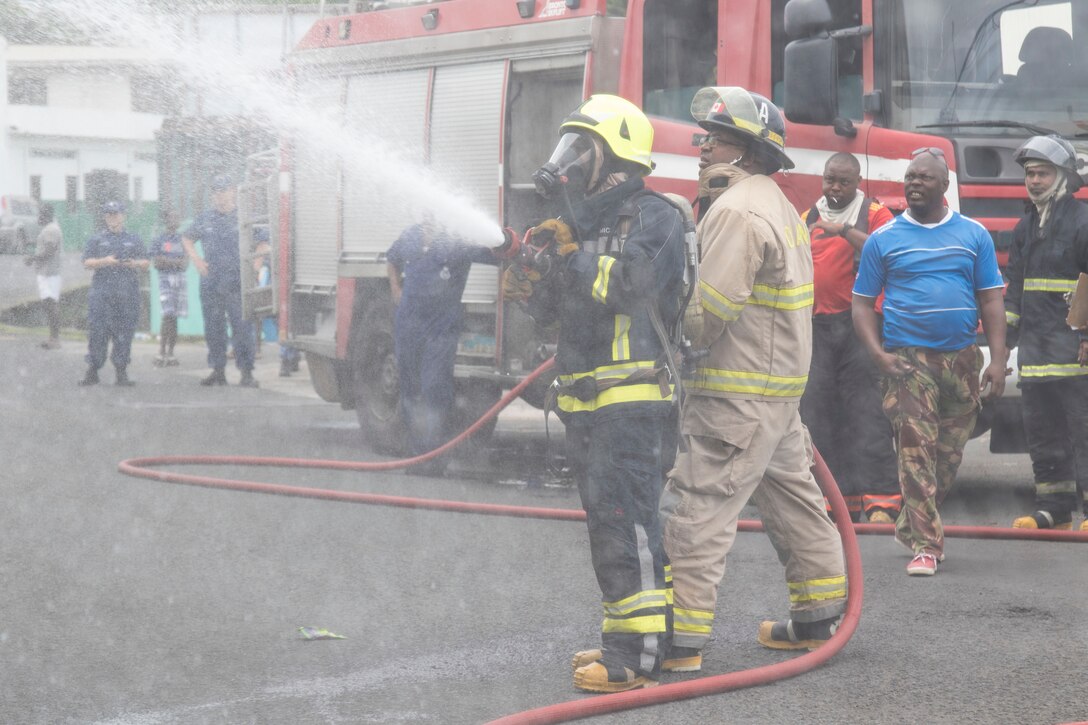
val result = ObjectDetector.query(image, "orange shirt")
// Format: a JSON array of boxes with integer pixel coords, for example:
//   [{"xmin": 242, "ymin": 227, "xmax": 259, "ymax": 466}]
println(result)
[{"xmin": 805, "ymin": 201, "xmax": 893, "ymax": 315}]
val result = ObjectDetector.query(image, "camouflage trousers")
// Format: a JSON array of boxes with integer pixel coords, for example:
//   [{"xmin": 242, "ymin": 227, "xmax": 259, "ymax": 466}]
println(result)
[{"xmin": 879, "ymin": 346, "xmax": 982, "ymax": 557}]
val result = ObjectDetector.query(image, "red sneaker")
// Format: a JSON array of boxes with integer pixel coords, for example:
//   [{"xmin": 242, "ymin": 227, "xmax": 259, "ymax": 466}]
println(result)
[{"xmin": 907, "ymin": 552, "xmax": 938, "ymax": 576}]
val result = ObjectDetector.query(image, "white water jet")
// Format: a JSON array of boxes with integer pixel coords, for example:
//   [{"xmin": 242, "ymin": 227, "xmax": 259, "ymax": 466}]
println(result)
[{"xmin": 32, "ymin": 0, "xmax": 506, "ymax": 245}]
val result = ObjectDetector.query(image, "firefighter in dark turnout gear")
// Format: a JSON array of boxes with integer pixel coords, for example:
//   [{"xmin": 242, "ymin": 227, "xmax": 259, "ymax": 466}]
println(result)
[
  {"xmin": 507, "ymin": 94, "xmax": 685, "ymax": 693},
  {"xmin": 1006, "ymin": 135, "xmax": 1088, "ymax": 532}
]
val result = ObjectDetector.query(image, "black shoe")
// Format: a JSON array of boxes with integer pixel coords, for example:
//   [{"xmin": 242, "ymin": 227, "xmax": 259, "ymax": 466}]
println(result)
[
  {"xmin": 115, "ymin": 369, "xmax": 135, "ymax": 387},
  {"xmin": 757, "ymin": 616, "xmax": 840, "ymax": 651},
  {"xmin": 238, "ymin": 371, "xmax": 260, "ymax": 388},
  {"xmin": 200, "ymin": 369, "xmax": 228, "ymax": 386},
  {"xmin": 279, "ymin": 361, "xmax": 292, "ymax": 377},
  {"xmin": 78, "ymin": 368, "xmax": 99, "ymax": 386}
]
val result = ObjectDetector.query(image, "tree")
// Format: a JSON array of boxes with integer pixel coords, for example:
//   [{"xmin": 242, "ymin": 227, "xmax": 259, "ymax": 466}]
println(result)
[{"xmin": 0, "ymin": 0, "xmax": 93, "ymax": 44}]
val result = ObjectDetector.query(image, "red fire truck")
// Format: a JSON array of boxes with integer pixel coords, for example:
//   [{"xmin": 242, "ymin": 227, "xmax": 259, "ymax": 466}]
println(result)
[{"xmin": 244, "ymin": 0, "xmax": 1088, "ymax": 453}]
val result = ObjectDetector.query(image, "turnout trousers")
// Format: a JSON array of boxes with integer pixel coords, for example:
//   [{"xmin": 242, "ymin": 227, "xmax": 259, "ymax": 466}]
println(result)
[
  {"xmin": 566, "ymin": 414, "xmax": 672, "ymax": 679},
  {"xmin": 800, "ymin": 311, "xmax": 900, "ymax": 520},
  {"xmin": 880, "ymin": 345, "xmax": 981, "ymax": 558},
  {"xmin": 200, "ymin": 275, "xmax": 255, "ymax": 372},
  {"xmin": 661, "ymin": 396, "xmax": 847, "ymax": 651},
  {"xmin": 86, "ymin": 288, "xmax": 139, "ymax": 371},
  {"xmin": 1022, "ymin": 377, "xmax": 1088, "ymax": 516}
]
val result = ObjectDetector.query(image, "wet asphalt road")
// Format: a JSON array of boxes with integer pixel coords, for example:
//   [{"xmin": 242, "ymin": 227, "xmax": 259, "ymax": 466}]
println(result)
[{"xmin": 1, "ymin": 319, "xmax": 1086, "ymax": 724}]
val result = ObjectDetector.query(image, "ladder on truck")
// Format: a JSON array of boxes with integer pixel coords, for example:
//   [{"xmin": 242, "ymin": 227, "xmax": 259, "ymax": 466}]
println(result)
[{"xmin": 238, "ymin": 149, "xmax": 281, "ymax": 325}]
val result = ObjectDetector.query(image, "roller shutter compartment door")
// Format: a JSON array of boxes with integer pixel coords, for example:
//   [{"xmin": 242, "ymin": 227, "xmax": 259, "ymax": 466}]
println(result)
[
  {"xmin": 342, "ymin": 70, "xmax": 430, "ymax": 257},
  {"xmin": 430, "ymin": 61, "xmax": 505, "ymax": 304},
  {"xmin": 292, "ymin": 77, "xmax": 343, "ymax": 289}
]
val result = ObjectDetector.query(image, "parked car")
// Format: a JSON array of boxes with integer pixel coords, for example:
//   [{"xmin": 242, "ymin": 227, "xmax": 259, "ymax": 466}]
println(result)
[{"xmin": 0, "ymin": 195, "xmax": 41, "ymax": 254}]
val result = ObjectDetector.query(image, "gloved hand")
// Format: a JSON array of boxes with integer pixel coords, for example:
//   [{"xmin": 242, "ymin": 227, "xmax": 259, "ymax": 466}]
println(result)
[
  {"xmin": 531, "ymin": 219, "xmax": 578, "ymax": 257},
  {"xmin": 502, "ymin": 265, "xmax": 541, "ymax": 303}
]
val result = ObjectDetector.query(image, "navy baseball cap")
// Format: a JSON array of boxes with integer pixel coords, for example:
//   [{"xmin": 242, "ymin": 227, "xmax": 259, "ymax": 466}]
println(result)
[
  {"xmin": 101, "ymin": 200, "xmax": 126, "ymax": 214},
  {"xmin": 210, "ymin": 174, "xmax": 234, "ymax": 191}
]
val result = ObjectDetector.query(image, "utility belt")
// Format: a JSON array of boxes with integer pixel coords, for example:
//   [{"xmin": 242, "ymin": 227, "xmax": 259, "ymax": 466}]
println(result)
[{"xmin": 544, "ymin": 363, "xmax": 674, "ymax": 415}]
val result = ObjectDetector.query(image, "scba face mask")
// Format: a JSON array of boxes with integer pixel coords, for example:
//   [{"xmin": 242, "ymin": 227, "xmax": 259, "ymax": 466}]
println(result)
[{"xmin": 533, "ymin": 132, "xmax": 603, "ymax": 199}]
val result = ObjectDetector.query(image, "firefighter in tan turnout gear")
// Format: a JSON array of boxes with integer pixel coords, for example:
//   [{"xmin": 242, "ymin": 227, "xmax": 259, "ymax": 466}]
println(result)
[{"xmin": 660, "ymin": 87, "xmax": 847, "ymax": 671}]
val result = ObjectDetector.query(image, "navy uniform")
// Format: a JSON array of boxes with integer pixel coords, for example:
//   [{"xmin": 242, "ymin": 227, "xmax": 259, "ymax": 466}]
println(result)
[
  {"xmin": 386, "ymin": 223, "xmax": 500, "ymax": 470},
  {"xmin": 184, "ymin": 175, "xmax": 257, "ymax": 386},
  {"xmin": 80, "ymin": 201, "xmax": 148, "ymax": 386}
]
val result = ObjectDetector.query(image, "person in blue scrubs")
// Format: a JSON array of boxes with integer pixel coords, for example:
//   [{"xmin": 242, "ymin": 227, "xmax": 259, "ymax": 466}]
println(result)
[
  {"xmin": 79, "ymin": 200, "xmax": 149, "ymax": 387},
  {"xmin": 385, "ymin": 216, "xmax": 510, "ymax": 475}
]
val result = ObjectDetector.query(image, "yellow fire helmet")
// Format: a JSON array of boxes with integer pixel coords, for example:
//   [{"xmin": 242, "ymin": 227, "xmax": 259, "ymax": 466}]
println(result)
[
  {"xmin": 559, "ymin": 94, "xmax": 655, "ymax": 174},
  {"xmin": 690, "ymin": 86, "xmax": 795, "ymax": 173}
]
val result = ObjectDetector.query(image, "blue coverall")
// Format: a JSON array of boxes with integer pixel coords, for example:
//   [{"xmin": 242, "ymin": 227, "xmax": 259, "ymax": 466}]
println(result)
[
  {"xmin": 386, "ymin": 225, "xmax": 497, "ymax": 458},
  {"xmin": 185, "ymin": 208, "xmax": 256, "ymax": 372},
  {"xmin": 82, "ymin": 229, "xmax": 147, "ymax": 372}
]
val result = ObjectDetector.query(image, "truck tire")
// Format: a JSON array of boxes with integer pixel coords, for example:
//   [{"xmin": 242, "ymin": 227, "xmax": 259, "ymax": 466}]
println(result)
[{"xmin": 352, "ymin": 300, "xmax": 407, "ymax": 454}]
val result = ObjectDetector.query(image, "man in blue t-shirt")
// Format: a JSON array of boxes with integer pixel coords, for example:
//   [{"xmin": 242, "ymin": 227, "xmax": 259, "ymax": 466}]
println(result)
[{"xmin": 852, "ymin": 149, "xmax": 1007, "ymax": 577}]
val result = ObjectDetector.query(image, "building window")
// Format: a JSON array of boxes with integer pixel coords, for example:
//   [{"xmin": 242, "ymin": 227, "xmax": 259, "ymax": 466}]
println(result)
[
  {"xmin": 30, "ymin": 148, "xmax": 78, "ymax": 159},
  {"xmin": 8, "ymin": 75, "xmax": 46, "ymax": 105},
  {"xmin": 66, "ymin": 176, "xmax": 79, "ymax": 213},
  {"xmin": 30, "ymin": 176, "xmax": 42, "ymax": 202},
  {"xmin": 131, "ymin": 73, "xmax": 179, "ymax": 115}
]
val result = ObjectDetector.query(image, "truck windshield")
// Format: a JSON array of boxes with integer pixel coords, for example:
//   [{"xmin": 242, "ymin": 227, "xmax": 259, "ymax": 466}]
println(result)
[{"xmin": 887, "ymin": 0, "xmax": 1088, "ymax": 137}]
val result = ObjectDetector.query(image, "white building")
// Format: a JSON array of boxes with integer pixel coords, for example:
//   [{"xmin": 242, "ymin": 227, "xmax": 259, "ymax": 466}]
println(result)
[{"xmin": 2, "ymin": 4, "xmax": 331, "ymax": 216}]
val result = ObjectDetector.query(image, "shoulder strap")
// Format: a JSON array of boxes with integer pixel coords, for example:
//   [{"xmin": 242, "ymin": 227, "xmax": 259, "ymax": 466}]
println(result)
[{"xmin": 855, "ymin": 198, "xmax": 873, "ymax": 235}]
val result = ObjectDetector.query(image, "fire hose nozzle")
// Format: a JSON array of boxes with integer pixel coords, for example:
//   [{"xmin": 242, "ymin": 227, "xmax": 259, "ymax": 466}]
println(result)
[{"xmin": 493, "ymin": 227, "xmax": 522, "ymax": 260}]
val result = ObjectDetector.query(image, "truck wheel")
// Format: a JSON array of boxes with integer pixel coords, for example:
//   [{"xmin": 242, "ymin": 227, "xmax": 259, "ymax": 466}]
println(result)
[
  {"xmin": 352, "ymin": 302, "xmax": 407, "ymax": 454},
  {"xmin": 452, "ymin": 380, "xmax": 501, "ymax": 452}
]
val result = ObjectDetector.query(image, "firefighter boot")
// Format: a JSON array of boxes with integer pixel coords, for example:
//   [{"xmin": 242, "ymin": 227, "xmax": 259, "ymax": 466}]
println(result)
[
  {"xmin": 78, "ymin": 367, "xmax": 99, "ymax": 387},
  {"xmin": 867, "ymin": 509, "xmax": 895, "ymax": 524},
  {"xmin": 571, "ymin": 649, "xmax": 602, "ymax": 672},
  {"xmin": 757, "ymin": 616, "xmax": 839, "ymax": 651},
  {"xmin": 1012, "ymin": 510, "xmax": 1073, "ymax": 530},
  {"xmin": 661, "ymin": 646, "xmax": 703, "ymax": 672},
  {"xmin": 573, "ymin": 661, "xmax": 658, "ymax": 693},
  {"xmin": 115, "ymin": 367, "xmax": 135, "ymax": 387},
  {"xmin": 200, "ymin": 368, "xmax": 228, "ymax": 386},
  {"xmin": 238, "ymin": 370, "xmax": 260, "ymax": 389}
]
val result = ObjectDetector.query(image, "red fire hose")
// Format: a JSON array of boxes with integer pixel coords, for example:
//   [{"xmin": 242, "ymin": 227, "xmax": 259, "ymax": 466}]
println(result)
[{"xmin": 117, "ymin": 356, "xmax": 1088, "ymax": 724}]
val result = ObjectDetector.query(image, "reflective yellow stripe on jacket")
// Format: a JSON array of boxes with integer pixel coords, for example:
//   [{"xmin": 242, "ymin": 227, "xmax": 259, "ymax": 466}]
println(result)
[
  {"xmin": 1020, "ymin": 363, "xmax": 1088, "ymax": 378},
  {"xmin": 592, "ymin": 256, "xmax": 616, "ymax": 304},
  {"xmin": 1023, "ymin": 278, "xmax": 1077, "ymax": 293},
  {"xmin": 749, "ymin": 282, "xmax": 814, "ymax": 311},
  {"xmin": 688, "ymin": 367, "xmax": 808, "ymax": 397},
  {"xmin": 700, "ymin": 281, "xmax": 814, "ymax": 321}
]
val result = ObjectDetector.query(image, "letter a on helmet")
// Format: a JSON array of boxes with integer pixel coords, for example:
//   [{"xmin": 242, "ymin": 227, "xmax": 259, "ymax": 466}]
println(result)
[{"xmin": 690, "ymin": 86, "xmax": 795, "ymax": 173}]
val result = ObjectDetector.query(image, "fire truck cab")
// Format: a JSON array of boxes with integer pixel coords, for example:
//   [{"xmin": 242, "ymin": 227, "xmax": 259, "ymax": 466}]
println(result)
[{"xmin": 248, "ymin": 0, "xmax": 1088, "ymax": 453}]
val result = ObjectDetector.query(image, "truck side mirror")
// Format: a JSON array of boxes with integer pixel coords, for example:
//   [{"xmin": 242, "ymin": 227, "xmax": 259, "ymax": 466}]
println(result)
[{"xmin": 784, "ymin": 36, "xmax": 838, "ymax": 126}]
